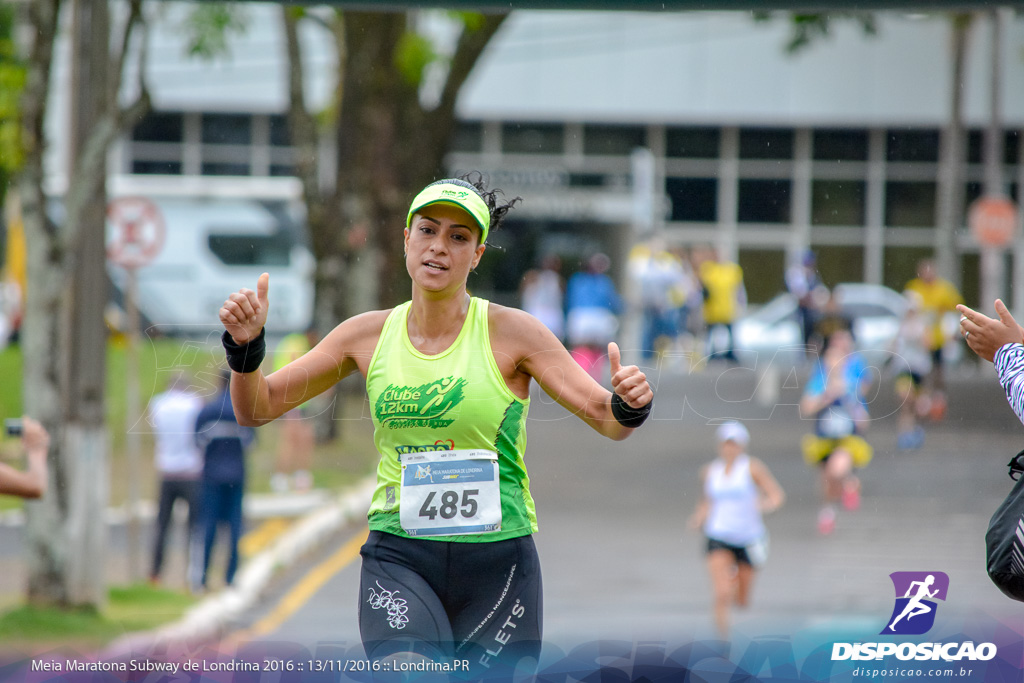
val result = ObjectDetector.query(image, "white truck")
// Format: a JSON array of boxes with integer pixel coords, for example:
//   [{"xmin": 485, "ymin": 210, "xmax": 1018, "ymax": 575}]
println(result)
[{"xmin": 105, "ymin": 196, "xmax": 315, "ymax": 336}]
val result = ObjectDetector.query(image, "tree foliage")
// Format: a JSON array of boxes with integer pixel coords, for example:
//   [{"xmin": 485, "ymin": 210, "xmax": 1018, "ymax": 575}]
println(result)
[
  {"xmin": 0, "ymin": 4, "xmax": 27, "ymax": 205},
  {"xmin": 753, "ymin": 11, "xmax": 878, "ymax": 54},
  {"xmin": 280, "ymin": 8, "xmax": 507, "ymax": 329}
]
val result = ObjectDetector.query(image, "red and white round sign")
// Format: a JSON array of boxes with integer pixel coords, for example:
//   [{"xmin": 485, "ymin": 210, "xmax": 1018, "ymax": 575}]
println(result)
[
  {"xmin": 968, "ymin": 196, "xmax": 1018, "ymax": 249},
  {"xmin": 106, "ymin": 197, "xmax": 166, "ymax": 269}
]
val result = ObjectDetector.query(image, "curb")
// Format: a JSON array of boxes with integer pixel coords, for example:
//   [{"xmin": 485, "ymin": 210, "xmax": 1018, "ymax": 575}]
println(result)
[
  {"xmin": 102, "ymin": 476, "xmax": 376, "ymax": 658},
  {"xmin": 0, "ymin": 490, "xmax": 333, "ymax": 528}
]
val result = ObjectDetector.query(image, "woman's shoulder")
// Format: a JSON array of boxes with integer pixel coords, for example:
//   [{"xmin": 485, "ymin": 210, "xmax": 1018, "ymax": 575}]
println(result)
[
  {"xmin": 485, "ymin": 300, "xmax": 563, "ymax": 355},
  {"xmin": 485, "ymin": 300, "xmax": 547, "ymax": 333},
  {"xmin": 322, "ymin": 308, "xmax": 393, "ymax": 352}
]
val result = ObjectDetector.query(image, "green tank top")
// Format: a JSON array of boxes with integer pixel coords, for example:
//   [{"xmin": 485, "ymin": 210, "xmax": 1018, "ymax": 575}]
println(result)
[{"xmin": 364, "ymin": 297, "xmax": 536, "ymax": 542}]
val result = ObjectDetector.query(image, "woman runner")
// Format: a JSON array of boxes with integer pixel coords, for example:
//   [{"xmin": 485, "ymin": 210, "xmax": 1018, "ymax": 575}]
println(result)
[{"xmin": 218, "ymin": 175, "xmax": 654, "ymax": 677}]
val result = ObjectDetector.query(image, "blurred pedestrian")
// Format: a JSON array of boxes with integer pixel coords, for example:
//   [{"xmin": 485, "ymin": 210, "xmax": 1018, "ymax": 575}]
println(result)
[
  {"xmin": 890, "ymin": 291, "xmax": 931, "ymax": 451},
  {"xmin": 905, "ymin": 259, "xmax": 963, "ymax": 421},
  {"xmin": 271, "ymin": 328, "xmax": 318, "ymax": 493},
  {"xmin": 519, "ymin": 253, "xmax": 565, "ymax": 342},
  {"xmin": 688, "ymin": 421, "xmax": 785, "ymax": 638},
  {"xmin": 694, "ymin": 245, "xmax": 746, "ymax": 363},
  {"xmin": 809, "ymin": 288, "xmax": 853, "ymax": 358},
  {"xmin": 195, "ymin": 370, "xmax": 255, "ymax": 589},
  {"xmin": 785, "ymin": 250, "xmax": 823, "ymax": 357},
  {"xmin": 565, "ymin": 252, "xmax": 622, "ymax": 379},
  {"xmin": 631, "ymin": 240, "xmax": 686, "ymax": 362},
  {"xmin": 146, "ymin": 371, "xmax": 204, "ymax": 587},
  {"xmin": 799, "ymin": 329, "xmax": 873, "ymax": 535},
  {"xmin": 957, "ymin": 299, "xmax": 1024, "ymax": 425},
  {"xmin": 0, "ymin": 417, "xmax": 49, "ymax": 499},
  {"xmin": 670, "ymin": 245, "xmax": 702, "ymax": 354}
]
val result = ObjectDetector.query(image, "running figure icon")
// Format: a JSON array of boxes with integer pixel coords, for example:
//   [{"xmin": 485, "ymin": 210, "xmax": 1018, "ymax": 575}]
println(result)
[{"xmin": 888, "ymin": 575, "xmax": 938, "ymax": 631}]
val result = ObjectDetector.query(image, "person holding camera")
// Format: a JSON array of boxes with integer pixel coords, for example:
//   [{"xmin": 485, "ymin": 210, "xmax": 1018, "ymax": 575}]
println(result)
[{"xmin": 0, "ymin": 417, "xmax": 50, "ymax": 499}]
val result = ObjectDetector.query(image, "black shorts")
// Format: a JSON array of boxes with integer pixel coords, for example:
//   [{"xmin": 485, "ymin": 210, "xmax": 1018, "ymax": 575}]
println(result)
[
  {"xmin": 706, "ymin": 537, "xmax": 752, "ymax": 566},
  {"xmin": 358, "ymin": 530, "xmax": 543, "ymax": 676}
]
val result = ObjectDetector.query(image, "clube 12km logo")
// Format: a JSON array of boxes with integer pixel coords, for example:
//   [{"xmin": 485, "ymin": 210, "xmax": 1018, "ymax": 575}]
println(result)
[{"xmin": 831, "ymin": 572, "xmax": 997, "ymax": 663}]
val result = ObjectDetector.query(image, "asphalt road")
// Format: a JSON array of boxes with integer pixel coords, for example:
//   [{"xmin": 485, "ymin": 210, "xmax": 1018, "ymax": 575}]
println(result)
[{"xmin": 216, "ymin": 355, "xmax": 1024, "ymax": 679}]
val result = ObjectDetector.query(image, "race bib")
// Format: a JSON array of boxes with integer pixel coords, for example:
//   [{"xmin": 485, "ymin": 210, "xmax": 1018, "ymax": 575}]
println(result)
[
  {"xmin": 399, "ymin": 449, "xmax": 501, "ymax": 537},
  {"xmin": 819, "ymin": 406, "xmax": 855, "ymax": 439}
]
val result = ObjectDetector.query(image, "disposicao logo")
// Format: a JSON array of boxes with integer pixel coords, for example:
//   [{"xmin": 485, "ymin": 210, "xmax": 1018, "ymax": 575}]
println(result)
[
  {"xmin": 831, "ymin": 571, "xmax": 997, "ymax": 663},
  {"xmin": 881, "ymin": 571, "xmax": 948, "ymax": 635}
]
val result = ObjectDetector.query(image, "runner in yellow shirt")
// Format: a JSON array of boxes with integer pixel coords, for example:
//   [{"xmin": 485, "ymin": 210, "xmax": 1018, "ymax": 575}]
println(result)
[
  {"xmin": 904, "ymin": 259, "xmax": 963, "ymax": 421},
  {"xmin": 695, "ymin": 245, "xmax": 746, "ymax": 363}
]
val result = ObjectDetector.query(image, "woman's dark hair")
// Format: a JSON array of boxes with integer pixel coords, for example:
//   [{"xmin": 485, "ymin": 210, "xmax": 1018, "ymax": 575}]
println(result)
[{"xmin": 425, "ymin": 172, "xmax": 521, "ymax": 237}]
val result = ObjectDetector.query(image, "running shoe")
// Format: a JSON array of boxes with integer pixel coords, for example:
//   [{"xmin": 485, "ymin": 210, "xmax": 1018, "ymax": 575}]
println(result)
[
  {"xmin": 897, "ymin": 426, "xmax": 926, "ymax": 451},
  {"xmin": 817, "ymin": 506, "xmax": 836, "ymax": 535},
  {"xmin": 842, "ymin": 486, "xmax": 861, "ymax": 512}
]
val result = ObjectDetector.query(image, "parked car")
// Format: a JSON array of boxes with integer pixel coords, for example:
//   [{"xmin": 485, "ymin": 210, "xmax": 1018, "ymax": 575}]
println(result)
[{"xmin": 734, "ymin": 283, "xmax": 909, "ymax": 367}]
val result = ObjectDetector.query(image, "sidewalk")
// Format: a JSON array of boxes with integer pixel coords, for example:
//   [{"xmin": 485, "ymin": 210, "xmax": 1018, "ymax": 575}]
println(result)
[{"xmin": 0, "ymin": 487, "xmax": 356, "ymax": 601}]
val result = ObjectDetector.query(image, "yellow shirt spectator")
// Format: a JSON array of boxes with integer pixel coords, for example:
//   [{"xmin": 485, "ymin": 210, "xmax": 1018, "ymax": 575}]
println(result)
[
  {"xmin": 700, "ymin": 260, "xmax": 745, "ymax": 325},
  {"xmin": 905, "ymin": 276, "xmax": 963, "ymax": 352}
]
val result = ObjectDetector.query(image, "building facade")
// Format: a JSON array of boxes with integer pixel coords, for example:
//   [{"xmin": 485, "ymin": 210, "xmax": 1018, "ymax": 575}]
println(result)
[{"xmin": 78, "ymin": 7, "xmax": 1024, "ymax": 309}]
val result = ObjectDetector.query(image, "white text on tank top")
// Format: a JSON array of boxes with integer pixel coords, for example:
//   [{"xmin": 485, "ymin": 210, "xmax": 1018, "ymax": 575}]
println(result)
[{"xmin": 703, "ymin": 454, "xmax": 765, "ymax": 546}]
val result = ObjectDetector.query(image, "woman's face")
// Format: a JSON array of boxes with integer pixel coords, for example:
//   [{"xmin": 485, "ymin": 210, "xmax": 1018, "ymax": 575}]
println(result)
[
  {"xmin": 717, "ymin": 439, "xmax": 744, "ymax": 461},
  {"xmin": 405, "ymin": 203, "xmax": 486, "ymax": 294}
]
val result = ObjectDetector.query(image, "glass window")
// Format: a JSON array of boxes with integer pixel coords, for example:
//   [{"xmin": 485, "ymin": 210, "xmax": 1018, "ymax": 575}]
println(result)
[
  {"xmin": 811, "ymin": 180, "xmax": 866, "ymax": 226},
  {"xmin": 269, "ymin": 114, "xmax": 291, "ymax": 147},
  {"xmin": 967, "ymin": 129, "xmax": 1020, "ymax": 165},
  {"xmin": 502, "ymin": 122, "xmax": 563, "ymax": 154},
  {"xmin": 882, "ymin": 246, "xmax": 932, "ymax": 292},
  {"xmin": 666, "ymin": 178, "xmax": 717, "ymax": 222},
  {"xmin": 568, "ymin": 173, "xmax": 607, "ymax": 188},
  {"xmin": 270, "ymin": 164, "xmax": 296, "ymax": 177},
  {"xmin": 967, "ymin": 130, "xmax": 983, "ymax": 164},
  {"xmin": 739, "ymin": 128, "xmax": 793, "ymax": 160},
  {"xmin": 665, "ymin": 127, "xmax": 719, "ymax": 158},
  {"xmin": 885, "ymin": 181, "xmax": 936, "ymax": 227},
  {"xmin": 452, "ymin": 122, "xmax": 483, "ymax": 153},
  {"xmin": 202, "ymin": 113, "xmax": 252, "ymax": 145},
  {"xmin": 208, "ymin": 233, "xmax": 292, "ymax": 266},
  {"xmin": 1005, "ymin": 130, "xmax": 1020, "ymax": 165},
  {"xmin": 813, "ymin": 129, "xmax": 868, "ymax": 161},
  {"xmin": 886, "ymin": 129, "xmax": 939, "ymax": 162},
  {"xmin": 965, "ymin": 182, "xmax": 983, "ymax": 216},
  {"xmin": 131, "ymin": 160, "xmax": 182, "ymax": 175},
  {"xmin": 813, "ymin": 246, "xmax": 864, "ymax": 288},
  {"xmin": 201, "ymin": 162, "xmax": 251, "ymax": 176},
  {"xmin": 132, "ymin": 112, "xmax": 183, "ymax": 143},
  {"xmin": 738, "ymin": 179, "xmax": 791, "ymax": 223},
  {"xmin": 583, "ymin": 124, "xmax": 645, "ymax": 156},
  {"xmin": 737, "ymin": 249, "xmax": 784, "ymax": 304}
]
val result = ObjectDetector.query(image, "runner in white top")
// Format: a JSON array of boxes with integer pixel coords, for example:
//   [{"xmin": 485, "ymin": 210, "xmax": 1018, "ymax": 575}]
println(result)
[{"xmin": 689, "ymin": 421, "xmax": 785, "ymax": 638}]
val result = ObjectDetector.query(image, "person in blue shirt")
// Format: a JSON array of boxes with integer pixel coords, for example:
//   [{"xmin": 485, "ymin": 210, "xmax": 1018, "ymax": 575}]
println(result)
[
  {"xmin": 799, "ymin": 329, "xmax": 873, "ymax": 535},
  {"xmin": 565, "ymin": 252, "xmax": 622, "ymax": 379},
  {"xmin": 194, "ymin": 370, "xmax": 255, "ymax": 590}
]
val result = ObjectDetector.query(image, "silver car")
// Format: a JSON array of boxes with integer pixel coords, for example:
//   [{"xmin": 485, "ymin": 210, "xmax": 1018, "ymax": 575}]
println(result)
[{"xmin": 734, "ymin": 283, "xmax": 909, "ymax": 367}]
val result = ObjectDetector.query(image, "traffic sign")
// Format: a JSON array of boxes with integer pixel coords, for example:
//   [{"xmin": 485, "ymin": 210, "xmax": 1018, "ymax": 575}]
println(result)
[
  {"xmin": 968, "ymin": 195, "xmax": 1018, "ymax": 248},
  {"xmin": 106, "ymin": 196, "xmax": 166, "ymax": 269}
]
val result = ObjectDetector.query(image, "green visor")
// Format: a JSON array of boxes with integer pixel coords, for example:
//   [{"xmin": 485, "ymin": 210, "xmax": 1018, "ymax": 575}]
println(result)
[{"xmin": 406, "ymin": 182, "xmax": 491, "ymax": 244}]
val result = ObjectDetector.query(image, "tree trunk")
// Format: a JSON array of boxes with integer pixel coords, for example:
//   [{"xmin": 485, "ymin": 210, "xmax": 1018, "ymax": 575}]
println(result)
[{"xmin": 18, "ymin": 0, "xmax": 148, "ymax": 607}]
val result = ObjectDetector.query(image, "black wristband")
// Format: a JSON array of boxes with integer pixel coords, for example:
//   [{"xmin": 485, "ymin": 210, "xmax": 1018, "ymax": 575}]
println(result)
[
  {"xmin": 611, "ymin": 393, "xmax": 652, "ymax": 429},
  {"xmin": 222, "ymin": 328, "xmax": 267, "ymax": 374}
]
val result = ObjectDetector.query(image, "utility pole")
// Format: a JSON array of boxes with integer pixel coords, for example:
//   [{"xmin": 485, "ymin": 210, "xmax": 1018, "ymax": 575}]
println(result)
[{"xmin": 979, "ymin": 8, "xmax": 1007, "ymax": 309}]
